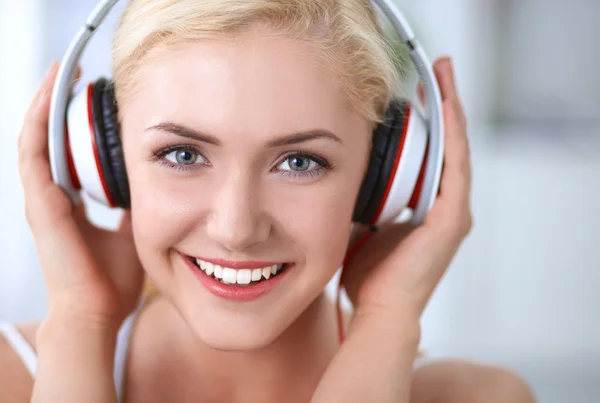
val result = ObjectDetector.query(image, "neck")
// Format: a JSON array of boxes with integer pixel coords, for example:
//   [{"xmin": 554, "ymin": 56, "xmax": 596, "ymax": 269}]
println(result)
[{"xmin": 154, "ymin": 292, "xmax": 340, "ymax": 402}]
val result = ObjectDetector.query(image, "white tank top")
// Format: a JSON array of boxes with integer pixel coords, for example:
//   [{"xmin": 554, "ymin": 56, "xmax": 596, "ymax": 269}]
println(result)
[{"xmin": 0, "ymin": 300, "xmax": 146, "ymax": 403}]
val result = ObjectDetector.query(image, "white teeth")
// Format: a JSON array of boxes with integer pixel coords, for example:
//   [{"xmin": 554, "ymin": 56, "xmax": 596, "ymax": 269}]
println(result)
[
  {"xmin": 222, "ymin": 268, "xmax": 237, "ymax": 284},
  {"xmin": 213, "ymin": 264, "xmax": 223, "ymax": 279},
  {"xmin": 195, "ymin": 259, "xmax": 286, "ymax": 284},
  {"xmin": 251, "ymin": 268, "xmax": 262, "ymax": 281},
  {"xmin": 237, "ymin": 269, "xmax": 252, "ymax": 285}
]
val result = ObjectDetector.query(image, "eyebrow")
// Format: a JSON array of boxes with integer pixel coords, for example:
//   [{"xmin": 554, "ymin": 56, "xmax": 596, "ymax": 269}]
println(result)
[
  {"xmin": 145, "ymin": 122, "xmax": 344, "ymax": 147},
  {"xmin": 146, "ymin": 122, "xmax": 222, "ymax": 146}
]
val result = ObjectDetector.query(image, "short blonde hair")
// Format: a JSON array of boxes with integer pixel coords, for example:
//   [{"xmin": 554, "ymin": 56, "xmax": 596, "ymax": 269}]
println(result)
[{"xmin": 111, "ymin": 0, "xmax": 409, "ymax": 124}]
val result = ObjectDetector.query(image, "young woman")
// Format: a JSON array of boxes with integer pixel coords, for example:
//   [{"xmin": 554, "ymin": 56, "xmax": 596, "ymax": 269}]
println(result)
[{"xmin": 1, "ymin": 0, "xmax": 535, "ymax": 402}]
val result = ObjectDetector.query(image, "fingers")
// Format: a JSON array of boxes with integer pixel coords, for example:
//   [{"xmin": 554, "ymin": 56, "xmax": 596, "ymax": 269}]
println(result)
[
  {"xmin": 433, "ymin": 57, "xmax": 466, "ymax": 128},
  {"xmin": 18, "ymin": 62, "xmax": 59, "ymax": 197},
  {"xmin": 18, "ymin": 62, "xmax": 84, "ymax": 229},
  {"xmin": 433, "ymin": 57, "xmax": 470, "ymax": 187},
  {"xmin": 418, "ymin": 56, "xmax": 465, "ymax": 126},
  {"xmin": 433, "ymin": 57, "xmax": 458, "ymax": 102},
  {"xmin": 18, "ymin": 63, "xmax": 82, "ymax": 198},
  {"xmin": 440, "ymin": 100, "xmax": 471, "ymax": 201},
  {"xmin": 429, "ymin": 57, "xmax": 472, "ymax": 236}
]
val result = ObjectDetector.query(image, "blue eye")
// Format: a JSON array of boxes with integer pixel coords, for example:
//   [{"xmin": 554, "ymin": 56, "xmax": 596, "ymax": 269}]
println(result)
[
  {"xmin": 165, "ymin": 149, "xmax": 204, "ymax": 165},
  {"xmin": 279, "ymin": 155, "xmax": 319, "ymax": 172},
  {"xmin": 154, "ymin": 145, "xmax": 208, "ymax": 170},
  {"xmin": 275, "ymin": 152, "xmax": 331, "ymax": 178},
  {"xmin": 162, "ymin": 147, "xmax": 206, "ymax": 165}
]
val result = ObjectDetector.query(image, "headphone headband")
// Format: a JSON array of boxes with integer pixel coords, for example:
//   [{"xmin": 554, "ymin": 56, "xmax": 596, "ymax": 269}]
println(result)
[
  {"xmin": 49, "ymin": 0, "xmax": 443, "ymax": 224},
  {"xmin": 371, "ymin": 1, "xmax": 444, "ymax": 223}
]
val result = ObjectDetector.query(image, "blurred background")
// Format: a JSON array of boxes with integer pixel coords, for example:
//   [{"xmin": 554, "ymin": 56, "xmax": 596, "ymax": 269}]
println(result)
[{"xmin": 0, "ymin": 0, "xmax": 598, "ymax": 401}]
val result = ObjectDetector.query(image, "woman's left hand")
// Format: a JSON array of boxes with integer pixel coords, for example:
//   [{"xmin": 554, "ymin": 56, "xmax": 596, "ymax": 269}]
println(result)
[{"xmin": 342, "ymin": 56, "xmax": 472, "ymax": 323}]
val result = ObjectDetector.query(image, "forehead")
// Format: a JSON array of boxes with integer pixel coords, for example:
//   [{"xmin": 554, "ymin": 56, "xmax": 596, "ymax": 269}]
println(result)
[{"xmin": 124, "ymin": 26, "xmax": 361, "ymax": 138}]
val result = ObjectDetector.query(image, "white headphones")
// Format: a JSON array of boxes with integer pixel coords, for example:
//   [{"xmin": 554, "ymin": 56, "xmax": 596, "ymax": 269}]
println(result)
[{"xmin": 49, "ymin": 0, "xmax": 444, "ymax": 226}]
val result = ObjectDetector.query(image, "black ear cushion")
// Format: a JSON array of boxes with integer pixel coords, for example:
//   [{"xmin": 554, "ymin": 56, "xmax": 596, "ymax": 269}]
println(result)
[
  {"xmin": 352, "ymin": 100, "xmax": 408, "ymax": 224},
  {"xmin": 91, "ymin": 78, "xmax": 131, "ymax": 208}
]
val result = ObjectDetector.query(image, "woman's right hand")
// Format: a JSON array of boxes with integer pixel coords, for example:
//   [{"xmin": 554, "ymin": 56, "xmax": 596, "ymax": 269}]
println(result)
[{"xmin": 18, "ymin": 62, "xmax": 144, "ymax": 330}]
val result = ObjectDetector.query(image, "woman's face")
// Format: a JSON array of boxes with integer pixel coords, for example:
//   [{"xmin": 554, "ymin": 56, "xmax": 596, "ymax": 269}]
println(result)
[{"xmin": 120, "ymin": 25, "xmax": 372, "ymax": 350}]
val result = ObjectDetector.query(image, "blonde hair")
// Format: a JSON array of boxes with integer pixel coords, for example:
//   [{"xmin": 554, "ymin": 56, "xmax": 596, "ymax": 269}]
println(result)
[
  {"xmin": 112, "ymin": 0, "xmax": 409, "ymax": 124},
  {"xmin": 111, "ymin": 0, "xmax": 410, "ymax": 297}
]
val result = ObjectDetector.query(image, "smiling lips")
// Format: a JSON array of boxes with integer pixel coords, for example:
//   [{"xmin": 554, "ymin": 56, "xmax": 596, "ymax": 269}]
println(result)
[
  {"xmin": 193, "ymin": 258, "xmax": 285, "ymax": 286},
  {"xmin": 185, "ymin": 255, "xmax": 291, "ymax": 301}
]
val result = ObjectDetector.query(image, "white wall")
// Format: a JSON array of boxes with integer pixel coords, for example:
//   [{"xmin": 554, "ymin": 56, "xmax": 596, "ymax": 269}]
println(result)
[
  {"xmin": 395, "ymin": 0, "xmax": 501, "ymax": 126},
  {"xmin": 0, "ymin": 0, "xmax": 48, "ymax": 321},
  {"xmin": 395, "ymin": 1, "xmax": 600, "ymax": 401},
  {"xmin": 496, "ymin": 0, "xmax": 600, "ymax": 124}
]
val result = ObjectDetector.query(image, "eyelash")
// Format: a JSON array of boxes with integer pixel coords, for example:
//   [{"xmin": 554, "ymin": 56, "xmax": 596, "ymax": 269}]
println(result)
[
  {"xmin": 152, "ymin": 145, "xmax": 333, "ymax": 178},
  {"xmin": 152, "ymin": 145, "xmax": 209, "ymax": 171},
  {"xmin": 272, "ymin": 152, "xmax": 332, "ymax": 179}
]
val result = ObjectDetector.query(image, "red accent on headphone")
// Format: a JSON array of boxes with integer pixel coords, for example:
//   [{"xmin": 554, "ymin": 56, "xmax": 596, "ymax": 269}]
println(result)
[
  {"xmin": 369, "ymin": 106, "xmax": 412, "ymax": 226},
  {"xmin": 408, "ymin": 139, "xmax": 429, "ymax": 210},
  {"xmin": 87, "ymin": 83, "xmax": 116, "ymax": 207},
  {"xmin": 65, "ymin": 126, "xmax": 81, "ymax": 190}
]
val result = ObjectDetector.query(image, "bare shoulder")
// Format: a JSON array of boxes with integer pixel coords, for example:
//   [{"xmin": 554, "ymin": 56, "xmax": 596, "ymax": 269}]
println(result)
[
  {"xmin": 411, "ymin": 359, "xmax": 536, "ymax": 403},
  {"xmin": 0, "ymin": 322, "xmax": 39, "ymax": 403}
]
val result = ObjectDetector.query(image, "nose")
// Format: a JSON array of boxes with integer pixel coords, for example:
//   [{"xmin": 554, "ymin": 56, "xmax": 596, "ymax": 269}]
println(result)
[{"xmin": 205, "ymin": 171, "xmax": 271, "ymax": 252}]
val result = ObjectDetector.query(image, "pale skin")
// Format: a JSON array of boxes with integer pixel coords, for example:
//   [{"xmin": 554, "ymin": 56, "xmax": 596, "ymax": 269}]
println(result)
[{"xmin": 1, "ymin": 24, "xmax": 536, "ymax": 403}]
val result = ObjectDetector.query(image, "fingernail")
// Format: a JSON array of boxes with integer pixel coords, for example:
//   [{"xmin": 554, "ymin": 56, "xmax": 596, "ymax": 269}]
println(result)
[
  {"xmin": 435, "ymin": 55, "xmax": 451, "ymax": 72},
  {"xmin": 35, "ymin": 63, "xmax": 57, "ymax": 107},
  {"xmin": 443, "ymin": 57, "xmax": 456, "ymax": 86},
  {"xmin": 45, "ymin": 61, "xmax": 58, "ymax": 79},
  {"xmin": 442, "ymin": 56, "xmax": 452, "ymax": 70}
]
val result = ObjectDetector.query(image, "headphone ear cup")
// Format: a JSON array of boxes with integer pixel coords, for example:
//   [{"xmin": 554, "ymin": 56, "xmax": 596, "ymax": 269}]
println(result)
[
  {"xmin": 95, "ymin": 78, "xmax": 130, "ymax": 208},
  {"xmin": 66, "ymin": 78, "xmax": 130, "ymax": 208},
  {"xmin": 352, "ymin": 102, "xmax": 399, "ymax": 225},
  {"xmin": 352, "ymin": 100, "xmax": 429, "ymax": 226},
  {"xmin": 374, "ymin": 105, "xmax": 428, "ymax": 225},
  {"xmin": 352, "ymin": 100, "xmax": 406, "ymax": 225}
]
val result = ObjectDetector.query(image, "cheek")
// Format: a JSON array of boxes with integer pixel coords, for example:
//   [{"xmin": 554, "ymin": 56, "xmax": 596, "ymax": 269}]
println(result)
[
  {"xmin": 130, "ymin": 178, "xmax": 200, "ymax": 247},
  {"xmin": 123, "ymin": 151, "xmax": 203, "ymax": 271},
  {"xmin": 269, "ymin": 172, "xmax": 364, "ymax": 269}
]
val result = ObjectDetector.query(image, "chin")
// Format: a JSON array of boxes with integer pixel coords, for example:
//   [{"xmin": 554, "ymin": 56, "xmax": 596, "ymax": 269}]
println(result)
[
  {"xmin": 203, "ymin": 332, "xmax": 276, "ymax": 352},
  {"xmin": 167, "ymin": 252, "xmax": 324, "ymax": 351},
  {"xmin": 185, "ymin": 313, "xmax": 287, "ymax": 351}
]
